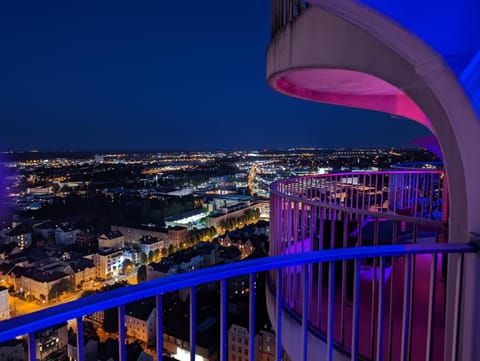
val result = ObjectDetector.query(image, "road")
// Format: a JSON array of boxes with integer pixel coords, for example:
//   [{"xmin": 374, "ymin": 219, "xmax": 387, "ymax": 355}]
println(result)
[
  {"xmin": 9, "ymin": 295, "xmax": 48, "ymax": 317},
  {"xmin": 9, "ymin": 288, "xmax": 84, "ymax": 318},
  {"xmin": 8, "ymin": 276, "xmax": 137, "ymax": 318}
]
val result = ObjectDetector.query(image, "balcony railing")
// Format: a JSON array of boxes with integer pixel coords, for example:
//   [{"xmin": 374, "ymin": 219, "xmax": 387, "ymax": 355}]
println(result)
[
  {"xmin": 271, "ymin": 0, "xmax": 309, "ymax": 38},
  {"xmin": 270, "ymin": 171, "xmax": 446, "ymax": 223},
  {"xmin": 0, "ymin": 243, "xmax": 475, "ymax": 361},
  {"xmin": 269, "ymin": 171, "xmax": 449, "ymax": 360},
  {"xmin": 390, "ymin": 162, "xmax": 443, "ymax": 171}
]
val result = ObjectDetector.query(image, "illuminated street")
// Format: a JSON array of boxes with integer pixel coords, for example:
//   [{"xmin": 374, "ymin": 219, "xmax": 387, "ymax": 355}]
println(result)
[{"xmin": 8, "ymin": 290, "xmax": 84, "ymax": 318}]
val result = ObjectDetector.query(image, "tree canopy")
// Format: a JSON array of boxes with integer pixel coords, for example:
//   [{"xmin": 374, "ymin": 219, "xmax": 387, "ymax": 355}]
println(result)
[{"xmin": 48, "ymin": 278, "xmax": 74, "ymax": 300}]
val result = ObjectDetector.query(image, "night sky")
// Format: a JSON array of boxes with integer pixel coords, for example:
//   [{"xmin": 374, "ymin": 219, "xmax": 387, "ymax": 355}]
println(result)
[{"xmin": 0, "ymin": 1, "xmax": 431, "ymax": 151}]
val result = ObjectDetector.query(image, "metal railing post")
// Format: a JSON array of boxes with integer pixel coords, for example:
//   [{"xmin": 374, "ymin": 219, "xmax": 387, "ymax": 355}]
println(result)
[
  {"xmin": 376, "ymin": 257, "xmax": 386, "ymax": 361},
  {"xmin": 28, "ymin": 332, "xmax": 37, "ymax": 361},
  {"xmin": 326, "ymin": 261, "xmax": 335, "ymax": 361},
  {"xmin": 249, "ymin": 274, "xmax": 256, "ymax": 361},
  {"xmin": 451, "ymin": 253, "xmax": 465, "ymax": 361},
  {"xmin": 220, "ymin": 279, "xmax": 227, "ymax": 361},
  {"xmin": 301, "ymin": 264, "xmax": 309, "ymax": 361},
  {"xmin": 351, "ymin": 259, "xmax": 361, "ymax": 361},
  {"xmin": 190, "ymin": 287, "xmax": 196, "ymax": 361},
  {"xmin": 400, "ymin": 255, "xmax": 412, "ymax": 361},
  {"xmin": 76, "ymin": 316, "xmax": 84, "ymax": 361},
  {"xmin": 425, "ymin": 254, "xmax": 437, "ymax": 361},
  {"xmin": 156, "ymin": 294, "xmax": 163, "ymax": 361},
  {"xmin": 276, "ymin": 269, "xmax": 283, "ymax": 361},
  {"xmin": 118, "ymin": 304, "xmax": 126, "ymax": 361}
]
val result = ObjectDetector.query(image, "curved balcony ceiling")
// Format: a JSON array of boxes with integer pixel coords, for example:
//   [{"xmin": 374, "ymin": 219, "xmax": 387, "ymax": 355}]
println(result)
[
  {"xmin": 274, "ymin": 69, "xmax": 431, "ymax": 129},
  {"xmin": 281, "ymin": 68, "xmax": 402, "ymax": 95}
]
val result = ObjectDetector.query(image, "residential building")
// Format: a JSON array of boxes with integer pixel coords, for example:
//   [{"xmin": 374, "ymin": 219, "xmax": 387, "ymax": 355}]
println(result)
[
  {"xmin": 124, "ymin": 247, "xmax": 144, "ymax": 266},
  {"xmin": 138, "ymin": 236, "xmax": 164, "ymax": 258},
  {"xmin": 75, "ymin": 229, "xmax": 97, "ymax": 249},
  {"xmin": 0, "ymin": 339, "xmax": 26, "ymax": 361},
  {"xmin": 5, "ymin": 225, "xmax": 32, "ymax": 249},
  {"xmin": 33, "ymin": 221, "xmax": 56, "ymax": 242},
  {"xmin": 2, "ymin": 265, "xmax": 27, "ymax": 292},
  {"xmin": 109, "ymin": 225, "xmax": 188, "ymax": 250},
  {"xmin": 85, "ymin": 311, "xmax": 104, "ymax": 326},
  {"xmin": 55, "ymin": 224, "xmax": 80, "ymax": 247},
  {"xmin": 125, "ymin": 299, "xmax": 156, "ymax": 344},
  {"xmin": 98, "ymin": 230, "xmax": 125, "ymax": 250},
  {"xmin": 67, "ymin": 339, "xmax": 98, "ymax": 361},
  {"xmin": 206, "ymin": 204, "xmax": 260, "ymax": 231},
  {"xmin": 67, "ymin": 258, "xmax": 96, "ymax": 287},
  {"xmin": 20, "ymin": 270, "xmax": 71, "ymax": 301},
  {"xmin": 255, "ymin": 329, "xmax": 275, "ymax": 361},
  {"xmin": 92, "ymin": 249, "xmax": 124, "ymax": 280},
  {"xmin": 162, "ymin": 332, "xmax": 216, "ymax": 361},
  {"xmin": 26, "ymin": 186, "xmax": 53, "ymax": 196},
  {"xmin": 0, "ymin": 286, "xmax": 9, "ymax": 321},
  {"xmin": 111, "ymin": 225, "xmax": 169, "ymax": 245},
  {"xmin": 222, "ymin": 297, "xmax": 276, "ymax": 361},
  {"xmin": 36, "ymin": 323, "xmax": 68, "ymax": 361},
  {"xmin": 228, "ymin": 324, "xmax": 249, "ymax": 361},
  {"xmin": 146, "ymin": 262, "xmax": 171, "ymax": 280},
  {"xmin": 220, "ymin": 235, "xmax": 254, "ymax": 259},
  {"xmin": 167, "ymin": 226, "xmax": 188, "ymax": 248}
]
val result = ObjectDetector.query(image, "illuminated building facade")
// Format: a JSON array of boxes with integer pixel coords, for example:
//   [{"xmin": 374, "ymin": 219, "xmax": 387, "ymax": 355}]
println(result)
[
  {"xmin": 0, "ymin": 286, "xmax": 9, "ymax": 321},
  {"xmin": 92, "ymin": 249, "xmax": 124, "ymax": 280}
]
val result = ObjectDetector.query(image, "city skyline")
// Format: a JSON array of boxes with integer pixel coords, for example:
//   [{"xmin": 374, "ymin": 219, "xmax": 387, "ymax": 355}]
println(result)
[{"xmin": 0, "ymin": 0, "xmax": 431, "ymax": 152}]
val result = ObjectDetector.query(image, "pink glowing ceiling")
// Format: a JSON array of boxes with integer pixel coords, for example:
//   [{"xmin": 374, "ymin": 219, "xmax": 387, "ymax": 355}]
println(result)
[{"xmin": 271, "ymin": 68, "xmax": 432, "ymax": 129}]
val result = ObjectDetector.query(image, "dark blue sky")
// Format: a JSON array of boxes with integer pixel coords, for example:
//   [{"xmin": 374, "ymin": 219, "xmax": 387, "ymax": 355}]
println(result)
[{"xmin": 0, "ymin": 1, "xmax": 430, "ymax": 151}]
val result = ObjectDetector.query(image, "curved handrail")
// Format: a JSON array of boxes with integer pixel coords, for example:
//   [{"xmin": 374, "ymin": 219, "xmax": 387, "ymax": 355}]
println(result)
[
  {"xmin": 0, "ymin": 243, "xmax": 473, "ymax": 343},
  {"xmin": 271, "ymin": 186, "xmax": 445, "ymax": 228},
  {"xmin": 271, "ymin": 169, "xmax": 444, "ymax": 180},
  {"xmin": 271, "ymin": 0, "xmax": 310, "ymax": 38},
  {"xmin": 270, "ymin": 170, "xmax": 446, "ymax": 226},
  {"xmin": 390, "ymin": 162, "xmax": 443, "ymax": 170}
]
